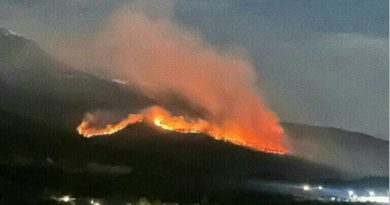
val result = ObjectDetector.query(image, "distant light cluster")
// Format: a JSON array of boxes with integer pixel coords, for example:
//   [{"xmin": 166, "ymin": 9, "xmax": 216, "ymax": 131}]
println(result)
[{"xmin": 300, "ymin": 184, "xmax": 389, "ymax": 204}]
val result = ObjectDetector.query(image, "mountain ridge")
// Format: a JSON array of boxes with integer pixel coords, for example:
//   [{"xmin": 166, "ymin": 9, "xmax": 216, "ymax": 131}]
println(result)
[{"xmin": 0, "ymin": 27, "xmax": 387, "ymax": 177}]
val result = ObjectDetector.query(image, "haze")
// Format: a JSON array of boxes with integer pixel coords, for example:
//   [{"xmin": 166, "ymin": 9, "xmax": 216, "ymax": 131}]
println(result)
[{"xmin": 0, "ymin": 0, "xmax": 388, "ymax": 140}]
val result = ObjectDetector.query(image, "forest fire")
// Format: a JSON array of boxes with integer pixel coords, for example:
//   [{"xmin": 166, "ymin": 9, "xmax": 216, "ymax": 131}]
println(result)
[
  {"xmin": 70, "ymin": 9, "xmax": 290, "ymax": 155},
  {"xmin": 77, "ymin": 113, "xmax": 143, "ymax": 137},
  {"xmin": 77, "ymin": 106, "xmax": 288, "ymax": 154}
]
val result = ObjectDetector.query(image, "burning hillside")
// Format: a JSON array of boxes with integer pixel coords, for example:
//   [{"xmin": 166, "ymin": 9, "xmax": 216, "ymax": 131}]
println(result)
[
  {"xmin": 67, "ymin": 3, "xmax": 288, "ymax": 155},
  {"xmin": 77, "ymin": 106, "xmax": 288, "ymax": 154}
]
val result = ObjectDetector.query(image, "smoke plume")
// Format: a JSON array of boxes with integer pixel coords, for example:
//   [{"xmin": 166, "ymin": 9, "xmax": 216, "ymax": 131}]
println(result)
[{"xmin": 60, "ymin": 2, "xmax": 287, "ymax": 153}]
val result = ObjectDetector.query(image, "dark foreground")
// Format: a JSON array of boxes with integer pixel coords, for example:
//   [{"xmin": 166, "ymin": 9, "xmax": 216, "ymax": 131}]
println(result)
[{"xmin": 0, "ymin": 164, "xmax": 387, "ymax": 205}]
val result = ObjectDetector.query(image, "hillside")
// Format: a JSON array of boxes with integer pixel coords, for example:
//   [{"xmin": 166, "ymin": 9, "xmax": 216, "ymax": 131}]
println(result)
[
  {"xmin": 0, "ymin": 27, "xmax": 388, "ymax": 204},
  {"xmin": 284, "ymin": 122, "xmax": 389, "ymax": 176},
  {"xmin": 0, "ymin": 107, "xmax": 346, "ymax": 204},
  {"xmin": 0, "ymin": 27, "xmax": 151, "ymax": 130},
  {"xmin": 0, "ymin": 27, "xmax": 388, "ymax": 177}
]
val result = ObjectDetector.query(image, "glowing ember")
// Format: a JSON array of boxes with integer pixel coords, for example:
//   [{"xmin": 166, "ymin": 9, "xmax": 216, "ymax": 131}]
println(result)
[{"xmin": 77, "ymin": 106, "xmax": 288, "ymax": 154}]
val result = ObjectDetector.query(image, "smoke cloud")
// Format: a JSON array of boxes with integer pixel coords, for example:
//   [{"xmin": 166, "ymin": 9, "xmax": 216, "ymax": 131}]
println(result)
[{"xmin": 58, "ymin": 1, "xmax": 287, "ymax": 153}]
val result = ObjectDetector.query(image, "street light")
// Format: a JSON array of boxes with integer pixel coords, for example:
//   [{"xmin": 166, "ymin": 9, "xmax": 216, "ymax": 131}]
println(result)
[{"xmin": 303, "ymin": 185, "xmax": 310, "ymax": 191}]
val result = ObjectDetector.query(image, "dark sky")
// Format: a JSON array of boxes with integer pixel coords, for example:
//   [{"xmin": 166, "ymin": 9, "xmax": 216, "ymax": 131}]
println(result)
[{"xmin": 0, "ymin": 0, "xmax": 388, "ymax": 140}]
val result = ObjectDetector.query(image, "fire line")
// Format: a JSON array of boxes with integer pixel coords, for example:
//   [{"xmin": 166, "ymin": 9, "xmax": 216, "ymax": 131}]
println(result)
[{"xmin": 77, "ymin": 106, "xmax": 288, "ymax": 154}]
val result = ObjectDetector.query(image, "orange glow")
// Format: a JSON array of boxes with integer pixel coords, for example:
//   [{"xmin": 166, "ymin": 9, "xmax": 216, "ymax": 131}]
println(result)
[
  {"xmin": 77, "ymin": 113, "xmax": 143, "ymax": 138},
  {"xmin": 77, "ymin": 106, "xmax": 288, "ymax": 154}
]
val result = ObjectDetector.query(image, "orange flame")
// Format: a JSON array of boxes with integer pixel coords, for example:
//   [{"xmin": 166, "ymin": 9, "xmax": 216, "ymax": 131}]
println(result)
[
  {"xmin": 77, "ymin": 106, "xmax": 288, "ymax": 154},
  {"xmin": 77, "ymin": 113, "xmax": 143, "ymax": 138}
]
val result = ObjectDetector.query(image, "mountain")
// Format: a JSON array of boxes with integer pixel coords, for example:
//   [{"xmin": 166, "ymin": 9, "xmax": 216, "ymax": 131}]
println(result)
[
  {"xmin": 0, "ymin": 102, "xmax": 342, "ymax": 181},
  {"xmin": 0, "ymin": 27, "xmax": 388, "ymax": 203},
  {"xmin": 0, "ymin": 102, "xmax": 345, "ymax": 204},
  {"xmin": 0, "ymin": 105, "xmax": 386, "ymax": 204},
  {"xmin": 0, "ymin": 27, "xmax": 151, "ymax": 130},
  {"xmin": 284, "ymin": 122, "xmax": 389, "ymax": 176},
  {"xmin": 0, "ymin": 27, "xmax": 388, "ymax": 177}
]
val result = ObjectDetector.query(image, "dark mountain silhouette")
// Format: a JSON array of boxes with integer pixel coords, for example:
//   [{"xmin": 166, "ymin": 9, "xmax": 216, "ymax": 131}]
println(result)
[
  {"xmin": 0, "ymin": 27, "xmax": 151, "ymax": 130},
  {"xmin": 284, "ymin": 122, "xmax": 388, "ymax": 176},
  {"xmin": 0, "ymin": 27, "xmax": 387, "ymax": 204}
]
